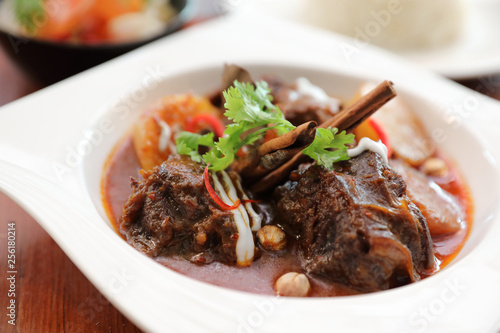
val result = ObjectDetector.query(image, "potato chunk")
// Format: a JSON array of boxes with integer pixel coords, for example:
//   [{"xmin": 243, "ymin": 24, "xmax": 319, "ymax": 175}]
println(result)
[
  {"xmin": 391, "ymin": 159, "xmax": 464, "ymax": 236},
  {"xmin": 359, "ymin": 83, "xmax": 435, "ymax": 166}
]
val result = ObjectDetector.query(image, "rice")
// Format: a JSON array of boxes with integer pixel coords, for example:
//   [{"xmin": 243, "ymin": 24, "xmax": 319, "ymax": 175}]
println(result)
[{"xmin": 258, "ymin": 0, "xmax": 466, "ymax": 50}]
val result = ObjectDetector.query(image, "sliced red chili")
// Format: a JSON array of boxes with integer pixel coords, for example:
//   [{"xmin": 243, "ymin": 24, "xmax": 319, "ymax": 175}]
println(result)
[
  {"xmin": 204, "ymin": 164, "xmax": 241, "ymax": 210},
  {"xmin": 235, "ymin": 148, "xmax": 246, "ymax": 158},
  {"xmin": 368, "ymin": 118, "xmax": 392, "ymax": 157},
  {"xmin": 186, "ymin": 114, "xmax": 225, "ymax": 138},
  {"xmin": 242, "ymin": 199, "xmax": 261, "ymax": 204},
  {"xmin": 264, "ymin": 128, "xmax": 278, "ymax": 142}
]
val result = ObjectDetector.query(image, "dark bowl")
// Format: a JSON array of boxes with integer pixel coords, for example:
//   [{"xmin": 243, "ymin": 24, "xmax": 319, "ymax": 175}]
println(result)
[{"xmin": 0, "ymin": 0, "xmax": 192, "ymax": 85}]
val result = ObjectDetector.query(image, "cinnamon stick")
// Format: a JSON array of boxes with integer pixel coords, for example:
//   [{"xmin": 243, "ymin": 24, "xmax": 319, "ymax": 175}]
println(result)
[
  {"xmin": 259, "ymin": 121, "xmax": 317, "ymax": 156},
  {"xmin": 321, "ymin": 80, "xmax": 395, "ymax": 132},
  {"xmin": 240, "ymin": 121, "xmax": 317, "ymax": 180},
  {"xmin": 222, "ymin": 64, "xmax": 253, "ymax": 91},
  {"xmin": 250, "ymin": 80, "xmax": 396, "ymax": 194},
  {"xmin": 209, "ymin": 64, "xmax": 253, "ymax": 108}
]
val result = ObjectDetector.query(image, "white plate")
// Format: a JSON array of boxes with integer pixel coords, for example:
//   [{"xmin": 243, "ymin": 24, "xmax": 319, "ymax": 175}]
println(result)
[{"xmin": 1, "ymin": 15, "xmax": 500, "ymax": 333}]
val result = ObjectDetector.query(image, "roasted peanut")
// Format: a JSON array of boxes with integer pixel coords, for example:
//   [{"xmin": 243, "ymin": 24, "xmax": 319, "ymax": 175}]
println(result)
[
  {"xmin": 257, "ymin": 225, "xmax": 287, "ymax": 251},
  {"xmin": 422, "ymin": 157, "xmax": 448, "ymax": 177},
  {"xmin": 275, "ymin": 272, "xmax": 311, "ymax": 297}
]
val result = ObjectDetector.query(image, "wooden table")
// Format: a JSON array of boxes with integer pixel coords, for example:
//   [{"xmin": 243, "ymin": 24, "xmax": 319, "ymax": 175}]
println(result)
[
  {"xmin": 1, "ymin": 32, "xmax": 500, "ymax": 332},
  {"xmin": 0, "ymin": 47, "xmax": 143, "ymax": 333}
]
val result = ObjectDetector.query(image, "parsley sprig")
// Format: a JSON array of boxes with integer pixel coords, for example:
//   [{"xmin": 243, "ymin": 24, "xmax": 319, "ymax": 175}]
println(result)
[{"xmin": 176, "ymin": 80, "xmax": 354, "ymax": 171}]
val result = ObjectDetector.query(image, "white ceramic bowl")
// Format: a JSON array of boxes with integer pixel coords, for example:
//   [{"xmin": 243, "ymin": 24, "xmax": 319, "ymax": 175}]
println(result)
[{"xmin": 79, "ymin": 62, "xmax": 499, "ymax": 332}]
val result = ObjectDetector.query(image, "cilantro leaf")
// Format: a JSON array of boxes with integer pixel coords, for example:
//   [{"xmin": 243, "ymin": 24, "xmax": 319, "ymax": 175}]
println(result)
[
  {"xmin": 223, "ymin": 81, "xmax": 294, "ymax": 134},
  {"xmin": 203, "ymin": 132, "xmax": 239, "ymax": 170},
  {"xmin": 302, "ymin": 128, "xmax": 355, "ymax": 169},
  {"xmin": 176, "ymin": 132, "xmax": 214, "ymax": 163},
  {"xmin": 223, "ymin": 81, "xmax": 274, "ymax": 123},
  {"xmin": 195, "ymin": 80, "xmax": 295, "ymax": 171},
  {"xmin": 176, "ymin": 79, "xmax": 354, "ymax": 173}
]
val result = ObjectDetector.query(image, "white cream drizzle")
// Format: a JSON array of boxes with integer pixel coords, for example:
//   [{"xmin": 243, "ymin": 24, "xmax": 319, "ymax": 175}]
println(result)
[
  {"xmin": 154, "ymin": 117, "xmax": 177, "ymax": 153},
  {"xmin": 347, "ymin": 137, "xmax": 389, "ymax": 164},
  {"xmin": 289, "ymin": 77, "xmax": 340, "ymax": 112},
  {"xmin": 212, "ymin": 171, "xmax": 255, "ymax": 266},
  {"xmin": 233, "ymin": 175, "xmax": 262, "ymax": 231}
]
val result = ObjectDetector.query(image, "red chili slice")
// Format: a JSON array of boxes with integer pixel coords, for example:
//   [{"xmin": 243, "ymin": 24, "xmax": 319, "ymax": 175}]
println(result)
[
  {"xmin": 204, "ymin": 165, "xmax": 241, "ymax": 210},
  {"xmin": 264, "ymin": 128, "xmax": 278, "ymax": 142},
  {"xmin": 242, "ymin": 199, "xmax": 261, "ymax": 204},
  {"xmin": 368, "ymin": 118, "xmax": 392, "ymax": 157},
  {"xmin": 186, "ymin": 114, "xmax": 225, "ymax": 138}
]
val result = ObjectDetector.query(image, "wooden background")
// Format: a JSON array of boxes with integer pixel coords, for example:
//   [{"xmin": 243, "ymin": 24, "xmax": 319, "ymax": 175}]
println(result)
[{"xmin": 1, "ymin": 10, "xmax": 500, "ymax": 333}]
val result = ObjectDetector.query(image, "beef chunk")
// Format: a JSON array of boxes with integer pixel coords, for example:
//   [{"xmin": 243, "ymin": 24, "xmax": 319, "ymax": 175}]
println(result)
[
  {"xmin": 119, "ymin": 155, "xmax": 238, "ymax": 264},
  {"xmin": 275, "ymin": 151, "xmax": 435, "ymax": 292}
]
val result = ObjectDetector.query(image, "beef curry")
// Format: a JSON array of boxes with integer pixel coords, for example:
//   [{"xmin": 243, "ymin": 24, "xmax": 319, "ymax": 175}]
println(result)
[{"xmin": 101, "ymin": 65, "xmax": 472, "ymax": 297}]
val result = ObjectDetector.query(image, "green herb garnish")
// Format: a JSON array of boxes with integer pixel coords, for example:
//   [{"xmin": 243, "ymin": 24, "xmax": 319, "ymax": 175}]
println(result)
[
  {"xmin": 176, "ymin": 132, "xmax": 215, "ymax": 163},
  {"xmin": 14, "ymin": 0, "xmax": 45, "ymax": 34},
  {"xmin": 176, "ymin": 80, "xmax": 354, "ymax": 171},
  {"xmin": 302, "ymin": 128, "xmax": 354, "ymax": 169}
]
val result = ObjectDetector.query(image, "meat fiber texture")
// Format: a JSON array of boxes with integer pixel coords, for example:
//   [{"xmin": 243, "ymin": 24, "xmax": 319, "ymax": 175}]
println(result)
[
  {"xmin": 119, "ymin": 155, "xmax": 239, "ymax": 265},
  {"xmin": 275, "ymin": 151, "xmax": 435, "ymax": 292}
]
